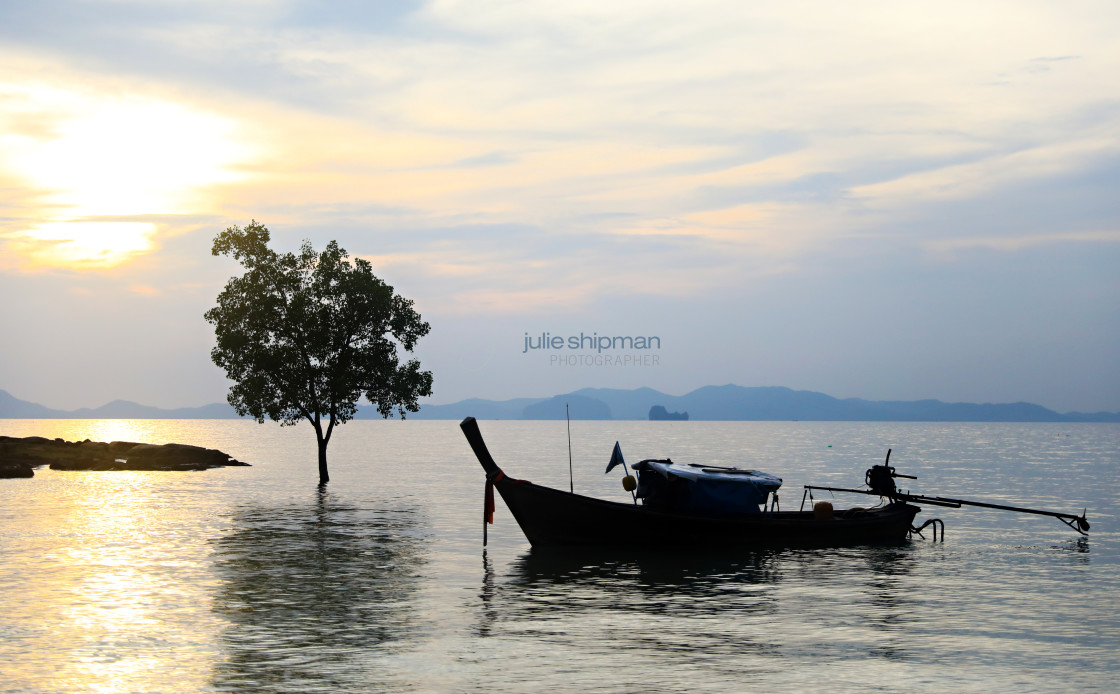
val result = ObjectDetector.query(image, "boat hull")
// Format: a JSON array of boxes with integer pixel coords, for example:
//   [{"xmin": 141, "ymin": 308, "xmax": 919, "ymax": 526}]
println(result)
[
  {"xmin": 461, "ymin": 416, "xmax": 921, "ymax": 549},
  {"xmin": 495, "ymin": 476, "xmax": 919, "ymax": 547}
]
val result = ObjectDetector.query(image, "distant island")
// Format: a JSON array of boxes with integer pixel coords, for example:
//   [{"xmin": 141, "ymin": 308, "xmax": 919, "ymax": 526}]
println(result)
[
  {"xmin": 2, "ymin": 386, "xmax": 1118, "ymax": 423},
  {"xmin": 649, "ymin": 405, "xmax": 688, "ymax": 421}
]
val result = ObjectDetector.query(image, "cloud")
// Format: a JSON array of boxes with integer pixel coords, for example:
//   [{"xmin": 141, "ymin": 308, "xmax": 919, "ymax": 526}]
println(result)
[
  {"xmin": 923, "ymin": 230, "xmax": 1120, "ymax": 254},
  {"xmin": 1, "ymin": 1, "xmax": 1119, "ymax": 409},
  {"xmin": 1, "ymin": 221, "xmax": 158, "ymax": 270},
  {"xmin": 851, "ymin": 139, "xmax": 1120, "ymax": 210},
  {"xmin": 129, "ymin": 284, "xmax": 162, "ymax": 296}
]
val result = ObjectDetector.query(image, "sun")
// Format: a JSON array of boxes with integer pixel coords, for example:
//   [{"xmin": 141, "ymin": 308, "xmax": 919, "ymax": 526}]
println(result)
[{"xmin": 1, "ymin": 81, "xmax": 254, "ymax": 269}]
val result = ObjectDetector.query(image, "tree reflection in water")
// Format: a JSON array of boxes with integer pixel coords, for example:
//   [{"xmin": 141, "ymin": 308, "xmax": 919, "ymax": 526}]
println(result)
[{"xmin": 210, "ymin": 489, "xmax": 428, "ymax": 693}]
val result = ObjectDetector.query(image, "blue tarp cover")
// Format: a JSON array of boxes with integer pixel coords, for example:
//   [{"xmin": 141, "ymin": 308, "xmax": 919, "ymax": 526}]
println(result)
[{"xmin": 635, "ymin": 460, "xmax": 782, "ymax": 515}]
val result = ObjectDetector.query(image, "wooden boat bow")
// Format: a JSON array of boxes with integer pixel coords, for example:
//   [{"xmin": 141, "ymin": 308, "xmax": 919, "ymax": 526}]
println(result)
[{"xmin": 461, "ymin": 416, "xmax": 503, "ymax": 480}]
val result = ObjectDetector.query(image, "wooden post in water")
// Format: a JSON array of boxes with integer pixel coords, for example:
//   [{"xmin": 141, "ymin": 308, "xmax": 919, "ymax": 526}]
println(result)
[{"xmin": 566, "ymin": 403, "xmax": 574, "ymax": 493}]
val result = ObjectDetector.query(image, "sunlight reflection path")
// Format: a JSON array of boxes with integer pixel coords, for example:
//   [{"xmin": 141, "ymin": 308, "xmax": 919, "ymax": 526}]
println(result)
[{"xmin": 6, "ymin": 471, "xmax": 225, "ymax": 692}]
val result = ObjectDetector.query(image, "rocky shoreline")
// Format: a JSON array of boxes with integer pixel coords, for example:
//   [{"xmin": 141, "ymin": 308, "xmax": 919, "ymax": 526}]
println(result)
[{"xmin": 0, "ymin": 436, "xmax": 251, "ymax": 478}]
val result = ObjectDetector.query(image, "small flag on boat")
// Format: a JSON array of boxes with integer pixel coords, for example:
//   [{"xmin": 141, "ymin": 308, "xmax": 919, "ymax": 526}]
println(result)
[{"xmin": 605, "ymin": 441, "xmax": 625, "ymax": 474}]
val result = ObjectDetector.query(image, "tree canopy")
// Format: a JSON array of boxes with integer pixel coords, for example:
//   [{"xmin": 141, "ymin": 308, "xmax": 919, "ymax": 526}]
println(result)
[{"xmin": 205, "ymin": 221, "xmax": 433, "ymax": 484}]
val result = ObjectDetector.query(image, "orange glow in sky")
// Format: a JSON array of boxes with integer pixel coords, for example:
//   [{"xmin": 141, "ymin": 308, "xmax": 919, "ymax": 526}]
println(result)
[
  {"xmin": 1, "ymin": 81, "xmax": 253, "ymax": 269},
  {"xmin": 5, "ymin": 221, "xmax": 158, "ymax": 269}
]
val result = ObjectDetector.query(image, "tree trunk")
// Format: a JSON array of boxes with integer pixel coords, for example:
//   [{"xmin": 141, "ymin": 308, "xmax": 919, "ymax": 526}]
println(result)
[
  {"xmin": 311, "ymin": 419, "xmax": 330, "ymax": 485},
  {"xmin": 317, "ymin": 437, "xmax": 330, "ymax": 485}
]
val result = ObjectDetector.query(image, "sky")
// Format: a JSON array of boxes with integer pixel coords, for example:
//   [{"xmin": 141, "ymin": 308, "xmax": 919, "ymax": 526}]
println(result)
[{"xmin": 1, "ymin": 0, "xmax": 1118, "ymax": 414}]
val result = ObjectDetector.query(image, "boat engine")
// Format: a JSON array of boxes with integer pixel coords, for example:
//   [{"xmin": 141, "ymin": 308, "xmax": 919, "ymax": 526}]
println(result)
[
  {"xmin": 864, "ymin": 449, "xmax": 917, "ymax": 498},
  {"xmin": 865, "ymin": 464, "xmax": 897, "ymax": 497}
]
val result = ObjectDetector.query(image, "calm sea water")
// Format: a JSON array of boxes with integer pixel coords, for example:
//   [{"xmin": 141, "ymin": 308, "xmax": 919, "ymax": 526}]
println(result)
[{"xmin": 1, "ymin": 419, "xmax": 1118, "ymax": 693}]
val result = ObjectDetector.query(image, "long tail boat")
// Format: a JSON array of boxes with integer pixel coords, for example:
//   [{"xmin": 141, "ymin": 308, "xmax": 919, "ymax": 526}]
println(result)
[
  {"xmin": 460, "ymin": 417, "xmax": 1089, "ymax": 549},
  {"xmin": 463, "ymin": 417, "xmax": 919, "ymax": 548}
]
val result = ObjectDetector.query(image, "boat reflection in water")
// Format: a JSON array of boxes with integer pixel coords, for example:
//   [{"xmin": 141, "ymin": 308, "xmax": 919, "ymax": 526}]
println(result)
[
  {"xmin": 209, "ymin": 490, "xmax": 429, "ymax": 693},
  {"xmin": 475, "ymin": 543, "xmax": 922, "ymax": 675}
]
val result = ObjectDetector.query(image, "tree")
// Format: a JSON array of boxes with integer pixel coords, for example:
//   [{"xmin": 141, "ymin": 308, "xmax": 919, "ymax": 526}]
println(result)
[{"xmin": 204, "ymin": 221, "xmax": 433, "ymax": 484}]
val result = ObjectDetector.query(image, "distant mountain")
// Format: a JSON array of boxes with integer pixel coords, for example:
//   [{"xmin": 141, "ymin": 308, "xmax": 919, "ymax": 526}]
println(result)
[
  {"xmin": 3, "ymin": 386, "xmax": 1118, "ymax": 422},
  {"xmin": 0, "ymin": 390, "xmax": 62, "ymax": 418},
  {"xmin": 522, "ymin": 394, "xmax": 612, "ymax": 420},
  {"xmin": 566, "ymin": 387, "xmax": 673, "ymax": 419},
  {"xmin": 0, "ymin": 390, "xmax": 242, "ymax": 419},
  {"xmin": 383, "ymin": 397, "xmax": 541, "ymax": 421},
  {"xmin": 411, "ymin": 385, "xmax": 1120, "ymax": 422}
]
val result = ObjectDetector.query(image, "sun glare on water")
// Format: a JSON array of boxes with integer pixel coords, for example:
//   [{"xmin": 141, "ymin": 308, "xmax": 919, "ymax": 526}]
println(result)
[
  {"xmin": 51, "ymin": 419, "xmax": 163, "ymax": 446},
  {"xmin": 1, "ymin": 82, "xmax": 253, "ymax": 269}
]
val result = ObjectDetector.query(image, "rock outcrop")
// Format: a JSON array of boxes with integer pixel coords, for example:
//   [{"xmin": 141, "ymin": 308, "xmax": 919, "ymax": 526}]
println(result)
[
  {"xmin": 0, "ymin": 435, "xmax": 251, "ymax": 477},
  {"xmin": 0, "ymin": 458, "xmax": 35, "ymax": 478},
  {"xmin": 649, "ymin": 405, "xmax": 689, "ymax": 421}
]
